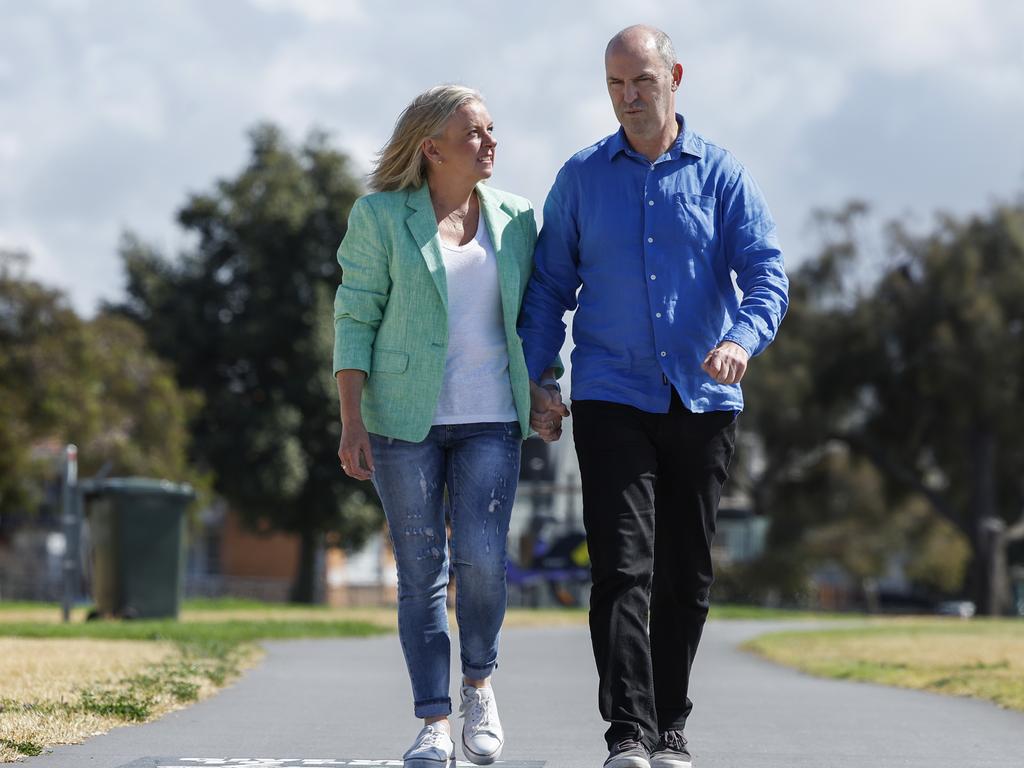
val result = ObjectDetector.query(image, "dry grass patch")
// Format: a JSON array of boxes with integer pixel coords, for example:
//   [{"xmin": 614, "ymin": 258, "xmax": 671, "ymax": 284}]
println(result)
[
  {"xmin": 0, "ymin": 638, "xmax": 176, "ymax": 702},
  {"xmin": 180, "ymin": 604, "xmax": 400, "ymax": 628},
  {"xmin": 0, "ymin": 606, "xmax": 89, "ymax": 624},
  {"xmin": 0, "ymin": 637, "xmax": 260, "ymax": 762},
  {"xmin": 745, "ymin": 619, "xmax": 1024, "ymax": 711},
  {"xmin": 1, "ymin": 703, "xmax": 117, "ymax": 760}
]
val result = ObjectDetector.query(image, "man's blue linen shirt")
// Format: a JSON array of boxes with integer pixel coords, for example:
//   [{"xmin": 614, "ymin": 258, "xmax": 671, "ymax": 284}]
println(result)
[{"xmin": 517, "ymin": 116, "xmax": 789, "ymax": 414}]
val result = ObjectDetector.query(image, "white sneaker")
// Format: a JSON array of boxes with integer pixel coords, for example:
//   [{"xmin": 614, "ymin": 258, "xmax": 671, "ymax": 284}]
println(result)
[
  {"xmin": 403, "ymin": 724, "xmax": 455, "ymax": 768},
  {"xmin": 459, "ymin": 684, "xmax": 504, "ymax": 765}
]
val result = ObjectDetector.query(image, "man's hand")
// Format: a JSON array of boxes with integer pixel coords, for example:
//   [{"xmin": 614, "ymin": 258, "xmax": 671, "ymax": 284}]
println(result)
[
  {"xmin": 339, "ymin": 418, "xmax": 375, "ymax": 481},
  {"xmin": 701, "ymin": 341, "xmax": 750, "ymax": 385},
  {"xmin": 530, "ymin": 381, "xmax": 570, "ymax": 442}
]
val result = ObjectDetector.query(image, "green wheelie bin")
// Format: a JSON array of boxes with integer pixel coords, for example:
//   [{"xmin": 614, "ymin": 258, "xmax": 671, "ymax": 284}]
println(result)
[{"xmin": 85, "ymin": 478, "xmax": 194, "ymax": 619}]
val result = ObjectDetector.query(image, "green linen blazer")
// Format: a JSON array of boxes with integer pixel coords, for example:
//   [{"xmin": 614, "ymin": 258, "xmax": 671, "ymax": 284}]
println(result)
[{"xmin": 333, "ymin": 182, "xmax": 549, "ymax": 443}]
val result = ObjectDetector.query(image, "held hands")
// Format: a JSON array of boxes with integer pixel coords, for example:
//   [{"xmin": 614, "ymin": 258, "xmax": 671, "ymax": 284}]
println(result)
[
  {"xmin": 530, "ymin": 381, "xmax": 570, "ymax": 442},
  {"xmin": 338, "ymin": 419, "xmax": 375, "ymax": 481},
  {"xmin": 701, "ymin": 341, "xmax": 750, "ymax": 385}
]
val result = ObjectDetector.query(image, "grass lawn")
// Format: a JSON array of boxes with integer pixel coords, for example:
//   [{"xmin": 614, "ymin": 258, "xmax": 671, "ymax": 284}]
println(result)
[
  {"xmin": 744, "ymin": 617, "xmax": 1024, "ymax": 712},
  {"xmin": 0, "ymin": 601, "xmax": 388, "ymax": 762}
]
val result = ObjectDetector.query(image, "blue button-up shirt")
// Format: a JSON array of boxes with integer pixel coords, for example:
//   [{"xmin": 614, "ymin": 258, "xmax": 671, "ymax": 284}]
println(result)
[{"xmin": 518, "ymin": 116, "xmax": 789, "ymax": 414}]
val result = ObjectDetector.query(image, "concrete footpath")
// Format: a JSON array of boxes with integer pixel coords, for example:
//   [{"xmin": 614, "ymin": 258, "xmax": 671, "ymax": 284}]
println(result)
[{"xmin": 21, "ymin": 621, "xmax": 1024, "ymax": 768}]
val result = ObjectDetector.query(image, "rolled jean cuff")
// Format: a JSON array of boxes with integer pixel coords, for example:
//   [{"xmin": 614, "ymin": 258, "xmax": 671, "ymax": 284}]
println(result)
[
  {"xmin": 462, "ymin": 659, "xmax": 497, "ymax": 681},
  {"xmin": 414, "ymin": 696, "xmax": 452, "ymax": 719}
]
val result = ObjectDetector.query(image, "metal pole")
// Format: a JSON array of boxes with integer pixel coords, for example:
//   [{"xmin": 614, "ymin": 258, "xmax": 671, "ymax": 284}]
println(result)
[{"xmin": 61, "ymin": 444, "xmax": 78, "ymax": 623}]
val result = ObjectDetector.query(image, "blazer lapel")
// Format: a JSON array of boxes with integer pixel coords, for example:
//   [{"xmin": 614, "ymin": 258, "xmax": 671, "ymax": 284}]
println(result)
[
  {"xmin": 477, "ymin": 184, "xmax": 521, "ymax": 328},
  {"xmin": 405, "ymin": 185, "xmax": 448, "ymax": 309}
]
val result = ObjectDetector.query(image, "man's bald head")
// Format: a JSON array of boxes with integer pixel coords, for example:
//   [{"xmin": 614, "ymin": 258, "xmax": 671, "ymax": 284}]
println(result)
[{"xmin": 606, "ymin": 25, "xmax": 676, "ymax": 73}]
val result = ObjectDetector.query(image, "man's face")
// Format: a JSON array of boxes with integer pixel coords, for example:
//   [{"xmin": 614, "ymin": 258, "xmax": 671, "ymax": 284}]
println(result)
[{"xmin": 605, "ymin": 41, "xmax": 680, "ymax": 142}]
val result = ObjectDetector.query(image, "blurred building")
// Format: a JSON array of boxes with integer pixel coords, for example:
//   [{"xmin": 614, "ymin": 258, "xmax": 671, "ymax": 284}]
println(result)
[{"xmin": 185, "ymin": 503, "xmax": 397, "ymax": 605}]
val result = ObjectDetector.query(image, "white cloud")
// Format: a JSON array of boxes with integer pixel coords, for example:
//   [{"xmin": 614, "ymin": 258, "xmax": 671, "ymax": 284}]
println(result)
[
  {"xmin": 0, "ymin": 133, "xmax": 20, "ymax": 163},
  {"xmin": 1, "ymin": 1, "xmax": 1023, "ymax": 313},
  {"xmin": 248, "ymin": 0, "xmax": 366, "ymax": 23}
]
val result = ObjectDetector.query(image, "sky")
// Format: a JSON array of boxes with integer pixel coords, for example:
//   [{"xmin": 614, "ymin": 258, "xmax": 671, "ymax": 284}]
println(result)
[{"xmin": 2, "ymin": 0, "xmax": 1023, "ymax": 315}]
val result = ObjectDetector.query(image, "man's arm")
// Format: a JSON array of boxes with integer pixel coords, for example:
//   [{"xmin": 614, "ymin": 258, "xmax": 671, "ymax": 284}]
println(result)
[
  {"xmin": 517, "ymin": 165, "xmax": 583, "ymax": 384},
  {"xmin": 715, "ymin": 164, "xmax": 790, "ymax": 367}
]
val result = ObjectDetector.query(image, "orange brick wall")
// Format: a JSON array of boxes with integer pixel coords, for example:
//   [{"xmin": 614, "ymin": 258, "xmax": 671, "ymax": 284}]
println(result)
[{"xmin": 219, "ymin": 509, "xmax": 299, "ymax": 581}]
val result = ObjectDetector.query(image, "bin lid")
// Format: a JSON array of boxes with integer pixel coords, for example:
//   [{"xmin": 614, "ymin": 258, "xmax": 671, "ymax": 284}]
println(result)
[{"xmin": 81, "ymin": 477, "xmax": 195, "ymax": 499}]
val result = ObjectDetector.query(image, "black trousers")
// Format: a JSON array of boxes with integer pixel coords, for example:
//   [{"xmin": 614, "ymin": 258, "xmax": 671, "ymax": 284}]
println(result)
[{"xmin": 572, "ymin": 391, "xmax": 737, "ymax": 750}]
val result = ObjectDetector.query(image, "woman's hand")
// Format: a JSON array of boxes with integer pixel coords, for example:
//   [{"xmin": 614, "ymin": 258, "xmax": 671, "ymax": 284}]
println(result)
[
  {"xmin": 336, "ymin": 370, "xmax": 373, "ymax": 480},
  {"xmin": 339, "ymin": 418, "xmax": 375, "ymax": 481}
]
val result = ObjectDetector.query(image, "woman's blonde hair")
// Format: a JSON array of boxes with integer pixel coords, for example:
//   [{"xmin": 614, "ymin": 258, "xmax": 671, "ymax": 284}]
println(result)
[{"xmin": 368, "ymin": 84, "xmax": 483, "ymax": 192}]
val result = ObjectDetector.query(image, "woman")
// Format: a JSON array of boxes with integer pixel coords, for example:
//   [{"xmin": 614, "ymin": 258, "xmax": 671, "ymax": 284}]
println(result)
[{"xmin": 333, "ymin": 85, "xmax": 559, "ymax": 767}]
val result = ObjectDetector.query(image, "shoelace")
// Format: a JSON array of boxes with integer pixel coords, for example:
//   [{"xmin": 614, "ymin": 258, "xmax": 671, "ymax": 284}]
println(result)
[
  {"xmin": 460, "ymin": 689, "xmax": 496, "ymax": 734},
  {"xmin": 416, "ymin": 727, "xmax": 451, "ymax": 751},
  {"xmin": 612, "ymin": 737, "xmax": 647, "ymax": 754},
  {"xmin": 660, "ymin": 731, "xmax": 687, "ymax": 752}
]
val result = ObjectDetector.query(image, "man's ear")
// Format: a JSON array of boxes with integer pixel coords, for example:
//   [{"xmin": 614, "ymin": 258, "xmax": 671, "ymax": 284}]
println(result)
[{"xmin": 671, "ymin": 62, "xmax": 683, "ymax": 91}]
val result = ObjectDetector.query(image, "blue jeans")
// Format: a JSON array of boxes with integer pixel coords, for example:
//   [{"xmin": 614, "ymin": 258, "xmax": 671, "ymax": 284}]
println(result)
[{"xmin": 369, "ymin": 421, "xmax": 521, "ymax": 718}]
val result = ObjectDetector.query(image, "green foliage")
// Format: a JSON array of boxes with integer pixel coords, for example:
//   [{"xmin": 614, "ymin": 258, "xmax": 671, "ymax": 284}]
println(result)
[
  {"xmin": 741, "ymin": 197, "xmax": 1024, "ymax": 612},
  {"xmin": 110, "ymin": 124, "xmax": 381, "ymax": 600},
  {"xmin": 78, "ymin": 687, "xmax": 153, "ymax": 721},
  {"xmin": 0, "ymin": 252, "xmax": 207, "ymax": 516},
  {"xmin": 0, "ymin": 738, "xmax": 43, "ymax": 757}
]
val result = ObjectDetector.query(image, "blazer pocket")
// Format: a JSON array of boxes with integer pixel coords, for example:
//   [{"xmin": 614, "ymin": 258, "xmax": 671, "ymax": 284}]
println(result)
[{"xmin": 371, "ymin": 348, "xmax": 409, "ymax": 374}]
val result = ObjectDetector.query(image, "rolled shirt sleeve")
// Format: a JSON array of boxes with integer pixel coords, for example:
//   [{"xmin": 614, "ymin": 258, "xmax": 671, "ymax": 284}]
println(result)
[
  {"xmin": 333, "ymin": 197, "xmax": 391, "ymax": 375},
  {"xmin": 719, "ymin": 165, "xmax": 789, "ymax": 358}
]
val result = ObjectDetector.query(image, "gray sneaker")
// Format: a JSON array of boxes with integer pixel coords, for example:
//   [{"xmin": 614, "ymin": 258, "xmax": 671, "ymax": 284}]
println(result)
[
  {"xmin": 649, "ymin": 730, "xmax": 692, "ymax": 768},
  {"xmin": 604, "ymin": 737, "xmax": 651, "ymax": 768},
  {"xmin": 459, "ymin": 684, "xmax": 504, "ymax": 765},
  {"xmin": 403, "ymin": 724, "xmax": 455, "ymax": 768}
]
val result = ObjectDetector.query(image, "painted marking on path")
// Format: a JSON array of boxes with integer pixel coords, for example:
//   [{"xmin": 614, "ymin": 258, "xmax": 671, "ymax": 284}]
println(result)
[{"xmin": 117, "ymin": 759, "xmax": 545, "ymax": 768}]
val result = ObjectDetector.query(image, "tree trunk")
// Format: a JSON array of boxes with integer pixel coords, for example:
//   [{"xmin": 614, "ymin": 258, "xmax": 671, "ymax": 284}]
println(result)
[
  {"xmin": 967, "ymin": 428, "xmax": 998, "ymax": 614},
  {"xmin": 290, "ymin": 526, "xmax": 320, "ymax": 604}
]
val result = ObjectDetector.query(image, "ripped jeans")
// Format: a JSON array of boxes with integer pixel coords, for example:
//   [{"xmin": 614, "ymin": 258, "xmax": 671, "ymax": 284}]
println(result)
[{"xmin": 369, "ymin": 422, "xmax": 521, "ymax": 718}]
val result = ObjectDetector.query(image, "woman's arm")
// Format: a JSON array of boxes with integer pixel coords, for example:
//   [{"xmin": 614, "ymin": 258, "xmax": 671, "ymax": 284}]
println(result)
[
  {"xmin": 336, "ymin": 369, "xmax": 374, "ymax": 480},
  {"xmin": 334, "ymin": 196, "xmax": 389, "ymax": 480}
]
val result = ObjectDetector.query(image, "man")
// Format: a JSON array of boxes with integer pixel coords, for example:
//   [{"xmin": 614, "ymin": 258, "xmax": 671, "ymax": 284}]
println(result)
[{"xmin": 520, "ymin": 25, "xmax": 789, "ymax": 768}]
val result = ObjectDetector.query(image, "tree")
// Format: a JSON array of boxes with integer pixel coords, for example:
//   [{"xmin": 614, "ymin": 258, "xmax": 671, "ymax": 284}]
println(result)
[
  {"xmin": 848, "ymin": 202, "xmax": 1024, "ymax": 614},
  {"xmin": 741, "ymin": 198, "xmax": 1024, "ymax": 614},
  {"xmin": 111, "ymin": 124, "xmax": 381, "ymax": 602},
  {"xmin": 0, "ymin": 251, "xmax": 204, "ymax": 516}
]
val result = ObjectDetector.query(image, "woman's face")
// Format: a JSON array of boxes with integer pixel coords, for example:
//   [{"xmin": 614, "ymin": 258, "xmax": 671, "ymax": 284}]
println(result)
[{"xmin": 426, "ymin": 101, "xmax": 496, "ymax": 184}]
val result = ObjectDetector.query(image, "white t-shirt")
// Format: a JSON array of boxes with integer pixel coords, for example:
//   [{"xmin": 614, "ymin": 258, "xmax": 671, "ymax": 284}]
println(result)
[{"xmin": 432, "ymin": 221, "xmax": 517, "ymax": 425}]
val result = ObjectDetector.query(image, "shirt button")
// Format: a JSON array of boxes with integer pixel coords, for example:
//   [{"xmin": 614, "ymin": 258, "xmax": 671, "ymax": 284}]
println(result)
[
  {"xmin": 660, "ymin": 351, "xmax": 667, "ymax": 357},
  {"xmin": 656, "ymin": 312, "xmax": 662, "ymax": 318},
  {"xmin": 648, "ymin": 200, "xmax": 654, "ymax": 206},
  {"xmin": 647, "ymin": 237, "xmax": 654, "ymax": 243},
  {"xmin": 650, "ymin": 274, "xmax": 657, "ymax": 280}
]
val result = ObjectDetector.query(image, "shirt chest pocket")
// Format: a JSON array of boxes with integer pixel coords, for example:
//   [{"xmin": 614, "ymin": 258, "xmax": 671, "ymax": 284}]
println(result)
[{"xmin": 673, "ymin": 192, "xmax": 717, "ymax": 254}]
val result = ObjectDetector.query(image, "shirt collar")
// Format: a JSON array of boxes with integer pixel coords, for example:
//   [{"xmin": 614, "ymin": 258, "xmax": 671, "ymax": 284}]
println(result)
[{"xmin": 606, "ymin": 114, "xmax": 704, "ymax": 161}]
